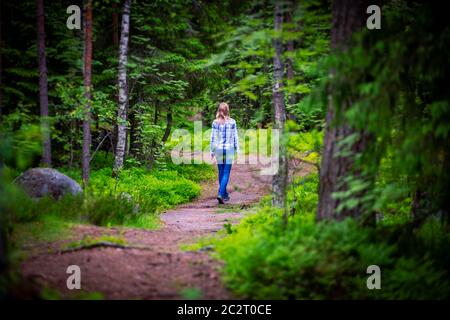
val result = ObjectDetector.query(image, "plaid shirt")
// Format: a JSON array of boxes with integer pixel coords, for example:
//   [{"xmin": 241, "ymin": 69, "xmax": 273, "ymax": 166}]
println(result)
[{"xmin": 210, "ymin": 118, "xmax": 239, "ymax": 155}]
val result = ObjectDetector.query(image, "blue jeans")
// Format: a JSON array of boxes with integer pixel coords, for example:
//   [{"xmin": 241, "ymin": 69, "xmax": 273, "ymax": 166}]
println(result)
[
  {"xmin": 217, "ymin": 162, "xmax": 232, "ymax": 198},
  {"xmin": 215, "ymin": 148, "xmax": 234, "ymax": 198}
]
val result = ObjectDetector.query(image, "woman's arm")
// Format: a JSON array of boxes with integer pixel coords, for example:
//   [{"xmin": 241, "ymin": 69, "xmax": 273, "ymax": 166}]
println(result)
[
  {"xmin": 233, "ymin": 120, "xmax": 239, "ymax": 153},
  {"xmin": 210, "ymin": 121, "xmax": 217, "ymax": 156}
]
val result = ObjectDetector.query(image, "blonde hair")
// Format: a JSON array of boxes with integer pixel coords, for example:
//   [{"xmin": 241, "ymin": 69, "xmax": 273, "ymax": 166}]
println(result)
[{"xmin": 216, "ymin": 102, "xmax": 230, "ymax": 124}]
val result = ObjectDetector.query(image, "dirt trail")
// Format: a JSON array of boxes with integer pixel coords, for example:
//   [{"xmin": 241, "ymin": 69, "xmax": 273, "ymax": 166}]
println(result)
[{"xmin": 21, "ymin": 155, "xmax": 273, "ymax": 299}]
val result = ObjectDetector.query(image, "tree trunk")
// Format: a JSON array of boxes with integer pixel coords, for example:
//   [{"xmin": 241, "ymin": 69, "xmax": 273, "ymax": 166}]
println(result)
[
  {"xmin": 0, "ymin": 226, "xmax": 6, "ymax": 274},
  {"xmin": 112, "ymin": 2, "xmax": 119, "ymax": 46},
  {"xmin": 271, "ymin": 0, "xmax": 288, "ymax": 209},
  {"xmin": 113, "ymin": 0, "xmax": 131, "ymax": 175},
  {"xmin": 0, "ymin": 2, "xmax": 3, "ymax": 116},
  {"xmin": 111, "ymin": 3, "xmax": 120, "ymax": 155},
  {"xmin": 285, "ymin": 1, "xmax": 296, "ymax": 107},
  {"xmin": 129, "ymin": 96, "xmax": 143, "ymax": 159},
  {"xmin": 36, "ymin": 0, "xmax": 51, "ymax": 166},
  {"xmin": 154, "ymin": 102, "xmax": 159, "ymax": 124},
  {"xmin": 317, "ymin": 0, "xmax": 369, "ymax": 220},
  {"xmin": 161, "ymin": 109, "xmax": 173, "ymax": 144},
  {"xmin": 82, "ymin": 0, "xmax": 93, "ymax": 185}
]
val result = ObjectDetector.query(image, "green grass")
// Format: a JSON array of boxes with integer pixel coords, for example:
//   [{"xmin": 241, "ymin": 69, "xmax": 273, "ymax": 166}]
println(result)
[
  {"xmin": 164, "ymin": 162, "xmax": 215, "ymax": 183},
  {"xmin": 180, "ymin": 287, "xmax": 203, "ymax": 300},
  {"xmin": 9, "ymin": 215, "xmax": 75, "ymax": 264},
  {"xmin": 180, "ymin": 235, "xmax": 216, "ymax": 252},
  {"xmin": 40, "ymin": 286, "xmax": 104, "ymax": 300},
  {"xmin": 123, "ymin": 214, "xmax": 160, "ymax": 229},
  {"xmin": 12, "ymin": 215, "xmax": 73, "ymax": 244}
]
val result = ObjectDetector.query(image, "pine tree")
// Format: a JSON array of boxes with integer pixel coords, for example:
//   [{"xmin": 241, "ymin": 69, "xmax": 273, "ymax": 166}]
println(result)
[
  {"xmin": 82, "ymin": 0, "xmax": 93, "ymax": 185},
  {"xmin": 36, "ymin": 0, "xmax": 51, "ymax": 166},
  {"xmin": 317, "ymin": 0, "xmax": 369, "ymax": 220}
]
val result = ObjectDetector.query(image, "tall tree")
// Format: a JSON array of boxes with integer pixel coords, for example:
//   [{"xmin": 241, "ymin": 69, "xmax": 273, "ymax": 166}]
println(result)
[
  {"xmin": 112, "ymin": 2, "xmax": 119, "ymax": 46},
  {"xmin": 285, "ymin": 0, "xmax": 297, "ymax": 107},
  {"xmin": 36, "ymin": 0, "xmax": 51, "ymax": 166},
  {"xmin": 161, "ymin": 109, "xmax": 173, "ymax": 144},
  {"xmin": 129, "ymin": 97, "xmax": 143, "ymax": 160},
  {"xmin": 271, "ymin": 0, "xmax": 288, "ymax": 209},
  {"xmin": 317, "ymin": 0, "xmax": 369, "ymax": 220},
  {"xmin": 0, "ymin": 1, "xmax": 3, "ymax": 116},
  {"xmin": 82, "ymin": 0, "xmax": 93, "ymax": 185},
  {"xmin": 113, "ymin": 0, "xmax": 131, "ymax": 175}
]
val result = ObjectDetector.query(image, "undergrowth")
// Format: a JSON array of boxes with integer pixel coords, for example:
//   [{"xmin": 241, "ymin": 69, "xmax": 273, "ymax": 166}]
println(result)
[{"xmin": 212, "ymin": 173, "xmax": 450, "ymax": 299}]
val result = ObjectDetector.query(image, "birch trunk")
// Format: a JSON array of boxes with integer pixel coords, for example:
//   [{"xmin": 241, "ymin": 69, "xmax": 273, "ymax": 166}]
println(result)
[
  {"xmin": 113, "ymin": 0, "xmax": 131, "ymax": 175},
  {"xmin": 271, "ymin": 0, "xmax": 288, "ymax": 209},
  {"xmin": 36, "ymin": 0, "xmax": 51, "ymax": 166}
]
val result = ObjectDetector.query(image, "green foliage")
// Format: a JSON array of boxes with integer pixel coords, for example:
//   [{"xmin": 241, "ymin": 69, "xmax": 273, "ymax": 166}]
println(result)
[
  {"xmin": 90, "ymin": 151, "xmax": 114, "ymax": 170},
  {"xmin": 54, "ymin": 164, "xmax": 208, "ymax": 228},
  {"xmin": 287, "ymin": 125, "xmax": 323, "ymax": 168},
  {"xmin": 314, "ymin": 0, "xmax": 450, "ymax": 219},
  {"xmin": 60, "ymin": 162, "xmax": 213, "ymax": 219},
  {"xmin": 83, "ymin": 194, "xmax": 142, "ymax": 227},
  {"xmin": 287, "ymin": 174, "xmax": 319, "ymax": 220},
  {"xmin": 0, "ymin": 113, "xmax": 42, "ymax": 171},
  {"xmin": 205, "ymin": 0, "xmax": 330, "ymax": 128},
  {"xmin": 164, "ymin": 162, "xmax": 215, "ymax": 183},
  {"xmin": 1, "ymin": 185, "xmax": 150, "ymax": 229},
  {"xmin": 287, "ymin": 94, "xmax": 326, "ymax": 130},
  {"xmin": 88, "ymin": 167, "xmax": 201, "ymax": 212},
  {"xmin": 12, "ymin": 214, "xmax": 73, "ymax": 247},
  {"xmin": 215, "ymin": 174, "xmax": 450, "ymax": 299}
]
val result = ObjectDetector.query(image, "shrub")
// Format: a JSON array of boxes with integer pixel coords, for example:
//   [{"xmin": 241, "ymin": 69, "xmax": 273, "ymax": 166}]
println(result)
[
  {"xmin": 89, "ymin": 167, "xmax": 201, "ymax": 212},
  {"xmin": 214, "ymin": 174, "xmax": 450, "ymax": 300},
  {"xmin": 83, "ymin": 194, "xmax": 138, "ymax": 226},
  {"xmin": 164, "ymin": 162, "xmax": 215, "ymax": 182},
  {"xmin": 216, "ymin": 211, "xmax": 450, "ymax": 299},
  {"xmin": 287, "ymin": 173, "xmax": 319, "ymax": 223}
]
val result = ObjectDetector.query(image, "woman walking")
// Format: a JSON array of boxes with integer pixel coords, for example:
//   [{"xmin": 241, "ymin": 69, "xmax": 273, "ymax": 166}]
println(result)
[{"xmin": 210, "ymin": 102, "xmax": 239, "ymax": 204}]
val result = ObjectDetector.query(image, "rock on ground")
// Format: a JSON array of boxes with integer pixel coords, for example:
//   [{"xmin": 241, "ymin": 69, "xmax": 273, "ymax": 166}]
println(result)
[{"xmin": 15, "ymin": 168, "xmax": 82, "ymax": 199}]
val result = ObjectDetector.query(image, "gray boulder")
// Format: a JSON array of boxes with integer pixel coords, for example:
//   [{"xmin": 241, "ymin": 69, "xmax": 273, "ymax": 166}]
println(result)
[{"xmin": 14, "ymin": 168, "xmax": 82, "ymax": 199}]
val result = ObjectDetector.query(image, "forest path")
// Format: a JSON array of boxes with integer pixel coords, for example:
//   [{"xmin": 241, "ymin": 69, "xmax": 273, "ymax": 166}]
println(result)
[{"xmin": 21, "ymin": 155, "xmax": 272, "ymax": 299}]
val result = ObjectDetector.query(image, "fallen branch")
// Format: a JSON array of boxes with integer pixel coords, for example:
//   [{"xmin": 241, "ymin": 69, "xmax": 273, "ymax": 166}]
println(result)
[{"xmin": 59, "ymin": 242, "xmax": 151, "ymax": 254}]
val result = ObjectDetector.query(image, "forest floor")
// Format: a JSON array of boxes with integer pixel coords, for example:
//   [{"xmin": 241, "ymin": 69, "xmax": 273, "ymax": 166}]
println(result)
[{"xmin": 20, "ymin": 154, "xmax": 278, "ymax": 299}]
